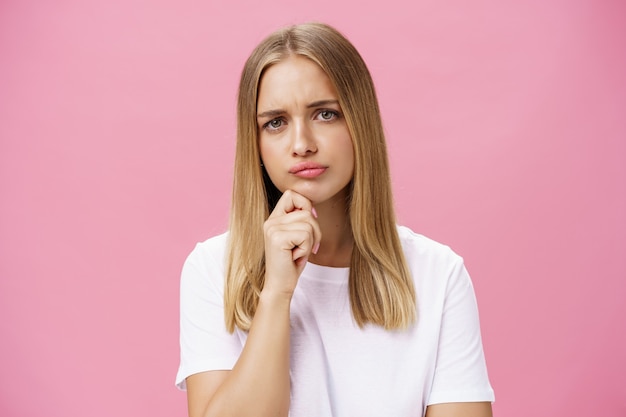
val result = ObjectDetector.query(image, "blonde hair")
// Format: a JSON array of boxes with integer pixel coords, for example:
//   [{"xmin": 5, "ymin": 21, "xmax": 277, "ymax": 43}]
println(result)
[{"xmin": 225, "ymin": 22, "xmax": 416, "ymax": 332}]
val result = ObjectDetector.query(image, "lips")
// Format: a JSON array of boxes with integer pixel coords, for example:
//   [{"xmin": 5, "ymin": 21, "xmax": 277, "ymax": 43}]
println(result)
[{"xmin": 289, "ymin": 162, "xmax": 327, "ymax": 178}]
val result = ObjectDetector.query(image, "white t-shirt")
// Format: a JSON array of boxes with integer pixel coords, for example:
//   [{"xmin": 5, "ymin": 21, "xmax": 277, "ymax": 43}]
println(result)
[{"xmin": 176, "ymin": 226, "xmax": 494, "ymax": 416}]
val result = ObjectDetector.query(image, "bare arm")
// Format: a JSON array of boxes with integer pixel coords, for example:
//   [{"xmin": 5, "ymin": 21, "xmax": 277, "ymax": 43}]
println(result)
[
  {"xmin": 186, "ymin": 292, "xmax": 292, "ymax": 417},
  {"xmin": 425, "ymin": 402, "xmax": 493, "ymax": 417},
  {"xmin": 185, "ymin": 191, "xmax": 321, "ymax": 417}
]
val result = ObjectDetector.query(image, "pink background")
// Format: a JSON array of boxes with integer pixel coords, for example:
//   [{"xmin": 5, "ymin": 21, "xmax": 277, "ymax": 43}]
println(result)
[{"xmin": 1, "ymin": 0, "xmax": 625, "ymax": 416}]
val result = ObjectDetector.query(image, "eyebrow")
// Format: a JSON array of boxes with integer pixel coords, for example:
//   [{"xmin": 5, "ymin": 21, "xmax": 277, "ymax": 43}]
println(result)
[{"xmin": 257, "ymin": 99, "xmax": 340, "ymax": 119}]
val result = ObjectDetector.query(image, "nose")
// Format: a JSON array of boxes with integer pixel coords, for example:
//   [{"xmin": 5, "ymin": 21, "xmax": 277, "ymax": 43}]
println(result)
[{"xmin": 291, "ymin": 120, "xmax": 317, "ymax": 156}]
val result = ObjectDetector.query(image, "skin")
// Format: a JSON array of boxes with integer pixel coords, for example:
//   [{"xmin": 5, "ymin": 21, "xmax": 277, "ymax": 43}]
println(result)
[
  {"xmin": 185, "ymin": 56, "xmax": 492, "ymax": 417},
  {"xmin": 425, "ymin": 402, "xmax": 493, "ymax": 417}
]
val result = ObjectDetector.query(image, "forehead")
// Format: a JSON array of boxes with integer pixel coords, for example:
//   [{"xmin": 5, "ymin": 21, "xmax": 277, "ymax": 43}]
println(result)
[{"xmin": 257, "ymin": 56, "xmax": 338, "ymax": 111}]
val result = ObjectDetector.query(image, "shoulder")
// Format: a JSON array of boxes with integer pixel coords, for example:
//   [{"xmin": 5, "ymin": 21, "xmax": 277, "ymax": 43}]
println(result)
[
  {"xmin": 184, "ymin": 232, "xmax": 230, "ymax": 268},
  {"xmin": 396, "ymin": 225, "xmax": 468, "ymax": 298},
  {"xmin": 181, "ymin": 231, "xmax": 230, "ymax": 289},
  {"xmin": 396, "ymin": 225, "xmax": 463, "ymax": 268}
]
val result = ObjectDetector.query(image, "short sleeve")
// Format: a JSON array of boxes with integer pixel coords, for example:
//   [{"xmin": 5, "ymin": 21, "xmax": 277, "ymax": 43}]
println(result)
[
  {"xmin": 175, "ymin": 239, "xmax": 244, "ymax": 390},
  {"xmin": 427, "ymin": 259, "xmax": 495, "ymax": 405}
]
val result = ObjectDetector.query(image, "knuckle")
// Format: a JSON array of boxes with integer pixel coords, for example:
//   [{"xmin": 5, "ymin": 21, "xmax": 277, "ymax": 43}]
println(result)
[{"xmin": 268, "ymin": 231, "xmax": 284, "ymax": 245}]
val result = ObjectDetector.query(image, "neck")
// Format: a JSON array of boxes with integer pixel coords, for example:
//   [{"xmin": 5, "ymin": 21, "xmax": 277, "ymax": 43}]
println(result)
[{"xmin": 308, "ymin": 191, "xmax": 353, "ymax": 267}]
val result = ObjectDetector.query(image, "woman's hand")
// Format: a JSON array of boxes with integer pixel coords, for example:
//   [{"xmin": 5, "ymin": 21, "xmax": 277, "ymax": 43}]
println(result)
[
  {"xmin": 186, "ymin": 190, "xmax": 318, "ymax": 417},
  {"xmin": 262, "ymin": 190, "xmax": 322, "ymax": 298}
]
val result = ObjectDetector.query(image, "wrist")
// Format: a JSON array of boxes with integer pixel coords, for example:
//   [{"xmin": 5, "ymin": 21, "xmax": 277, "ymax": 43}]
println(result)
[{"xmin": 259, "ymin": 288, "xmax": 293, "ymax": 307}]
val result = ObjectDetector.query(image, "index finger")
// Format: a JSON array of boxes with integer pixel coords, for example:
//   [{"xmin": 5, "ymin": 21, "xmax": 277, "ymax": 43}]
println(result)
[{"xmin": 269, "ymin": 190, "xmax": 313, "ymax": 218}]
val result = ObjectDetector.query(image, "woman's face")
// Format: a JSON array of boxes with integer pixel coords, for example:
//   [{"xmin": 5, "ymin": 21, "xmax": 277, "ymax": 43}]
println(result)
[{"xmin": 257, "ymin": 55, "xmax": 355, "ymax": 207}]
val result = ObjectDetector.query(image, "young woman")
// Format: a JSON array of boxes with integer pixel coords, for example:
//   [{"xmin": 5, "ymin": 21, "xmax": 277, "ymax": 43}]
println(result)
[{"xmin": 176, "ymin": 23, "xmax": 494, "ymax": 417}]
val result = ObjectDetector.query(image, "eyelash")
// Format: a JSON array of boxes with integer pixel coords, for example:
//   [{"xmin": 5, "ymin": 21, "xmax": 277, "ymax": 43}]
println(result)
[
  {"xmin": 317, "ymin": 110, "xmax": 339, "ymax": 121},
  {"xmin": 263, "ymin": 118, "xmax": 285, "ymax": 131},
  {"xmin": 262, "ymin": 109, "xmax": 341, "ymax": 132}
]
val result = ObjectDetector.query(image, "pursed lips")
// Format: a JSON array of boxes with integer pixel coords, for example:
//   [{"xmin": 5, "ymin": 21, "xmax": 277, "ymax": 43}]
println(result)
[{"xmin": 289, "ymin": 162, "xmax": 328, "ymax": 178}]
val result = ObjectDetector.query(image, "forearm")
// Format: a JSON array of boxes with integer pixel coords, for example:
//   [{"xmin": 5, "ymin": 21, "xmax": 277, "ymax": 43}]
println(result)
[{"xmin": 202, "ymin": 291, "xmax": 292, "ymax": 417}]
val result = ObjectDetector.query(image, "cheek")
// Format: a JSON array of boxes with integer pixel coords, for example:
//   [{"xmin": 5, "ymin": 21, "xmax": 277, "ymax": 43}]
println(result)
[
  {"xmin": 259, "ymin": 141, "xmax": 281, "ymax": 181},
  {"xmin": 258, "ymin": 139, "xmax": 273, "ymax": 165},
  {"xmin": 258, "ymin": 133, "xmax": 285, "ymax": 159}
]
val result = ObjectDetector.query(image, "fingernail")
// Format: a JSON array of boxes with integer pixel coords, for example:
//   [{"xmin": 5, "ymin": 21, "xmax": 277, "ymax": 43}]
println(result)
[
  {"xmin": 313, "ymin": 243, "xmax": 320, "ymax": 254},
  {"xmin": 312, "ymin": 207, "xmax": 318, "ymax": 218}
]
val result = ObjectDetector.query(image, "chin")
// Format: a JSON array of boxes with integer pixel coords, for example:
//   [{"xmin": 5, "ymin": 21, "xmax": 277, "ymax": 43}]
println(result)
[
  {"xmin": 279, "ymin": 182, "xmax": 350, "ymax": 206},
  {"xmin": 306, "ymin": 190, "xmax": 350, "ymax": 208},
  {"xmin": 295, "ymin": 189, "xmax": 320, "ymax": 203}
]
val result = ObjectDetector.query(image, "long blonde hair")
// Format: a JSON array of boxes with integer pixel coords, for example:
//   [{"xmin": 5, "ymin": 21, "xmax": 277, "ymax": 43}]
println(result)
[{"xmin": 225, "ymin": 22, "xmax": 416, "ymax": 332}]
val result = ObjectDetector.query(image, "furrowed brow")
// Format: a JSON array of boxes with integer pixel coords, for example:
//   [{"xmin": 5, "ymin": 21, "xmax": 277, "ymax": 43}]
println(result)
[
  {"xmin": 257, "ymin": 100, "xmax": 340, "ymax": 119},
  {"xmin": 257, "ymin": 109, "xmax": 285, "ymax": 119},
  {"xmin": 307, "ymin": 99, "xmax": 339, "ymax": 108}
]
